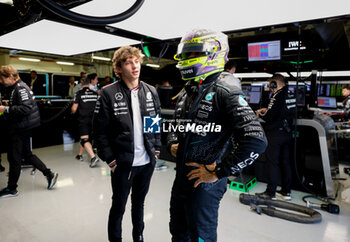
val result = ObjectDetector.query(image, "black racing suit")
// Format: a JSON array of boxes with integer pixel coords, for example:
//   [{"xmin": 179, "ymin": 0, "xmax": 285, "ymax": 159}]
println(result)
[
  {"xmin": 93, "ymin": 80, "xmax": 161, "ymax": 242},
  {"xmin": 166, "ymin": 73, "xmax": 267, "ymax": 241},
  {"xmin": 258, "ymin": 85, "xmax": 296, "ymax": 195},
  {"xmin": 4, "ymin": 80, "xmax": 52, "ymax": 190}
]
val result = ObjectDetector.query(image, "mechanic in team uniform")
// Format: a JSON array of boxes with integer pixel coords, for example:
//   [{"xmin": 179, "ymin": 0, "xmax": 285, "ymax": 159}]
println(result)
[
  {"xmin": 256, "ymin": 74, "xmax": 296, "ymax": 201},
  {"xmin": 71, "ymin": 76, "xmax": 99, "ymax": 168},
  {"xmin": 0, "ymin": 65, "xmax": 58, "ymax": 198}
]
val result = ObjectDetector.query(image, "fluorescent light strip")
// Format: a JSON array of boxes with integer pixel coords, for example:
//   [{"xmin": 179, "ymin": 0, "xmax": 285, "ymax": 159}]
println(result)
[
  {"xmin": 319, "ymin": 71, "xmax": 350, "ymax": 77},
  {"xmin": 146, "ymin": 64, "xmax": 160, "ymax": 68},
  {"xmin": 18, "ymin": 57, "xmax": 40, "ymax": 62},
  {"xmin": 56, "ymin": 61, "xmax": 75, "ymax": 66},
  {"xmin": 0, "ymin": 0, "xmax": 13, "ymax": 4},
  {"xmin": 234, "ymin": 73, "xmax": 273, "ymax": 78},
  {"xmin": 92, "ymin": 56, "xmax": 111, "ymax": 61}
]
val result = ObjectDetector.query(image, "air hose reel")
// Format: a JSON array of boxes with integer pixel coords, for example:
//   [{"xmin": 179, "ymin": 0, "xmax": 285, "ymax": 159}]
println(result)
[{"xmin": 239, "ymin": 193, "xmax": 322, "ymax": 224}]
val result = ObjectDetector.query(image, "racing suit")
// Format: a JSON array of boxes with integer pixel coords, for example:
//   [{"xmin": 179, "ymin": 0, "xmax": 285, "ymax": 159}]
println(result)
[{"xmin": 167, "ymin": 72, "xmax": 267, "ymax": 241}]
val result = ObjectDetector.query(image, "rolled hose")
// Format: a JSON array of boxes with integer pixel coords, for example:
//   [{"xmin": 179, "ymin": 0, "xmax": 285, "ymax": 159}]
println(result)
[
  {"xmin": 36, "ymin": 0, "xmax": 145, "ymax": 25},
  {"xmin": 239, "ymin": 193, "xmax": 322, "ymax": 224}
]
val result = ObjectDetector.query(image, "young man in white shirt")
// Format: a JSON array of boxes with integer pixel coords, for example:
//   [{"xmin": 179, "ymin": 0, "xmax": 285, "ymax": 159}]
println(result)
[{"xmin": 93, "ymin": 46, "xmax": 161, "ymax": 242}]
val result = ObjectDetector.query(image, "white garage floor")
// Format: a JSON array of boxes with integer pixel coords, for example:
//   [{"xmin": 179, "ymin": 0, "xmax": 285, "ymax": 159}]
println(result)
[{"xmin": 0, "ymin": 142, "xmax": 350, "ymax": 242}]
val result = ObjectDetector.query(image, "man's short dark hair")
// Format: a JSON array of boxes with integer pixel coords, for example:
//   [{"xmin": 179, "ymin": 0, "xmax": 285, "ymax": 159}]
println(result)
[
  {"xmin": 224, "ymin": 60, "xmax": 237, "ymax": 71},
  {"xmin": 87, "ymin": 73, "xmax": 97, "ymax": 82},
  {"xmin": 271, "ymin": 73, "xmax": 286, "ymax": 84}
]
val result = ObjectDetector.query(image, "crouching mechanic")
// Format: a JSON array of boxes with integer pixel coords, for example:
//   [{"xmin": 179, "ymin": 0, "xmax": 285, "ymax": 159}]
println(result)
[
  {"xmin": 167, "ymin": 29, "xmax": 267, "ymax": 241},
  {"xmin": 93, "ymin": 46, "xmax": 161, "ymax": 242}
]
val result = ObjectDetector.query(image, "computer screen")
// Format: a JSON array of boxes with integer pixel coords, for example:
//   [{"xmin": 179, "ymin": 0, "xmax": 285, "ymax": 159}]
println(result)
[
  {"xmin": 241, "ymin": 85, "xmax": 262, "ymax": 104},
  {"xmin": 288, "ymin": 85, "xmax": 305, "ymax": 107},
  {"xmin": 248, "ymin": 40, "xmax": 281, "ymax": 62},
  {"xmin": 317, "ymin": 96, "xmax": 337, "ymax": 108},
  {"xmin": 317, "ymin": 84, "xmax": 331, "ymax": 97}
]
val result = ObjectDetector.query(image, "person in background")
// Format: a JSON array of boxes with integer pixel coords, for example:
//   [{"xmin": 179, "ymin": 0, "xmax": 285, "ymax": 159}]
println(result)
[
  {"xmin": 88, "ymin": 73, "xmax": 100, "ymax": 94},
  {"xmin": 74, "ymin": 72, "xmax": 87, "ymax": 94},
  {"xmin": 100, "ymin": 76, "xmax": 112, "ymax": 88},
  {"xmin": 30, "ymin": 70, "xmax": 46, "ymax": 96},
  {"xmin": 0, "ymin": 65, "xmax": 58, "ymax": 198},
  {"xmin": 167, "ymin": 29, "xmax": 267, "ymax": 241},
  {"xmin": 67, "ymin": 76, "xmax": 76, "ymax": 98},
  {"xmin": 94, "ymin": 46, "xmax": 161, "ymax": 242},
  {"xmin": 71, "ymin": 77, "xmax": 99, "ymax": 168},
  {"xmin": 219, "ymin": 60, "xmax": 241, "ymax": 89},
  {"xmin": 255, "ymin": 74, "xmax": 296, "ymax": 201},
  {"xmin": 342, "ymin": 87, "xmax": 350, "ymax": 122}
]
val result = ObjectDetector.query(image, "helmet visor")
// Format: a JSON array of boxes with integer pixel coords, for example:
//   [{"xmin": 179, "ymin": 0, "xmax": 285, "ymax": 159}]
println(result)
[{"xmin": 175, "ymin": 42, "xmax": 214, "ymax": 60}]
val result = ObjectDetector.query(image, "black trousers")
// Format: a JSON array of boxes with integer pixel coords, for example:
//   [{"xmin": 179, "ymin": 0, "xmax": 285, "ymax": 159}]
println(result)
[
  {"xmin": 7, "ymin": 129, "xmax": 51, "ymax": 190},
  {"xmin": 108, "ymin": 162, "xmax": 154, "ymax": 242},
  {"xmin": 169, "ymin": 177, "xmax": 227, "ymax": 242},
  {"xmin": 265, "ymin": 131, "xmax": 292, "ymax": 194}
]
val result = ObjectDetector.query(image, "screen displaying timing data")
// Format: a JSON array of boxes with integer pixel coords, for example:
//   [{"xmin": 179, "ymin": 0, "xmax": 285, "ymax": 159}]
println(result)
[
  {"xmin": 317, "ymin": 96, "xmax": 337, "ymax": 109},
  {"xmin": 248, "ymin": 40, "xmax": 281, "ymax": 61},
  {"xmin": 241, "ymin": 86, "xmax": 262, "ymax": 104}
]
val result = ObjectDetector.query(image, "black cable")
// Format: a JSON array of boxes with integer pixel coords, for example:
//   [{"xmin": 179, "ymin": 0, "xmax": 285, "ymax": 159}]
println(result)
[
  {"xmin": 140, "ymin": 39, "xmax": 170, "ymax": 62},
  {"xmin": 40, "ymin": 100, "xmax": 73, "ymax": 124},
  {"xmin": 36, "ymin": 0, "xmax": 145, "ymax": 25}
]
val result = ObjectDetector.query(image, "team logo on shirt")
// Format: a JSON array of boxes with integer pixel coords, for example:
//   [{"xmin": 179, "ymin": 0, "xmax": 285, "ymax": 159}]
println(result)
[
  {"xmin": 146, "ymin": 92, "xmax": 152, "ymax": 100},
  {"xmin": 205, "ymin": 92, "xmax": 215, "ymax": 101},
  {"xmin": 238, "ymin": 95, "xmax": 248, "ymax": 106},
  {"xmin": 143, "ymin": 114, "xmax": 161, "ymax": 133},
  {"xmin": 115, "ymin": 92, "xmax": 123, "ymax": 101}
]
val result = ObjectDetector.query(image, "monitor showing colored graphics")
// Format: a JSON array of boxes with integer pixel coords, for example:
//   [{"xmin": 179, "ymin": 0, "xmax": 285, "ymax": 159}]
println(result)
[
  {"xmin": 317, "ymin": 96, "xmax": 337, "ymax": 109},
  {"xmin": 248, "ymin": 40, "xmax": 281, "ymax": 61}
]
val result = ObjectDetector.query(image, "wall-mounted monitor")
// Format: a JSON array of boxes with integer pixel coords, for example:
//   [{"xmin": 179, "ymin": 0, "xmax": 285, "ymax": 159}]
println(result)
[
  {"xmin": 317, "ymin": 96, "xmax": 337, "ymax": 109},
  {"xmin": 248, "ymin": 40, "xmax": 281, "ymax": 62}
]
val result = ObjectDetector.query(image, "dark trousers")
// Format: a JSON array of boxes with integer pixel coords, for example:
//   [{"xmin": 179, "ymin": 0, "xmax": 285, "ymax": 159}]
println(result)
[
  {"xmin": 7, "ymin": 129, "xmax": 51, "ymax": 190},
  {"xmin": 265, "ymin": 131, "xmax": 292, "ymax": 194},
  {"xmin": 169, "ymin": 177, "xmax": 227, "ymax": 242},
  {"xmin": 108, "ymin": 162, "xmax": 154, "ymax": 242}
]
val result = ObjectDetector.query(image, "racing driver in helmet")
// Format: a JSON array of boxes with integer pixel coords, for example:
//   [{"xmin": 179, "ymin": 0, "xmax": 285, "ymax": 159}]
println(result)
[{"xmin": 167, "ymin": 29, "xmax": 267, "ymax": 241}]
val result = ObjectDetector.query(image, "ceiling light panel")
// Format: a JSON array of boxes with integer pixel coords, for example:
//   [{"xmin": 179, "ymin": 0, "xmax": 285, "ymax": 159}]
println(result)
[
  {"xmin": 72, "ymin": 0, "xmax": 350, "ymax": 40},
  {"xmin": 0, "ymin": 20, "xmax": 138, "ymax": 56}
]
